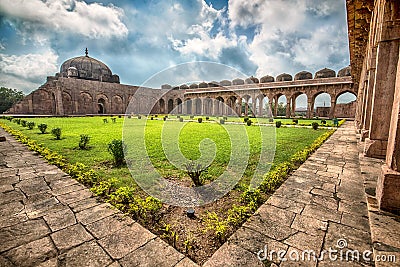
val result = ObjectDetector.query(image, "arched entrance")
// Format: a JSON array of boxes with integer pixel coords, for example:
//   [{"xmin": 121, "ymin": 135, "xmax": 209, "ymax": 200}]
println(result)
[{"xmin": 98, "ymin": 98, "xmax": 106, "ymax": 114}]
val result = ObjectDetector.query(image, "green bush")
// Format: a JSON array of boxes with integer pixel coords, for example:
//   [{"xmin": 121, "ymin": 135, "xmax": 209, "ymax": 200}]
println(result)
[
  {"xmin": 103, "ymin": 118, "xmax": 108, "ymax": 123},
  {"xmin": 275, "ymin": 121, "xmax": 282, "ymax": 128},
  {"xmin": 223, "ymin": 116, "xmax": 227, "ymax": 120},
  {"xmin": 292, "ymin": 119, "xmax": 298, "ymax": 124},
  {"xmin": 321, "ymin": 119, "xmax": 326, "ymax": 124},
  {"xmin": 38, "ymin": 123, "xmax": 47, "ymax": 134},
  {"xmin": 111, "ymin": 117, "xmax": 116, "ymax": 123},
  {"xmin": 220, "ymin": 119, "xmax": 225, "ymax": 124},
  {"xmin": 79, "ymin": 134, "xmax": 91, "ymax": 150},
  {"xmin": 27, "ymin": 121, "xmax": 35, "ymax": 130},
  {"xmin": 138, "ymin": 115, "xmax": 141, "ymax": 119},
  {"xmin": 198, "ymin": 118, "xmax": 203, "ymax": 123},
  {"xmin": 269, "ymin": 118, "xmax": 274, "ymax": 123},
  {"xmin": 244, "ymin": 117, "xmax": 249, "ymax": 122},
  {"xmin": 51, "ymin": 128, "xmax": 62, "ymax": 140},
  {"xmin": 179, "ymin": 117, "xmax": 184, "ymax": 122},
  {"xmin": 21, "ymin": 120, "xmax": 27, "ymax": 127},
  {"xmin": 312, "ymin": 122, "xmax": 319, "ymax": 130},
  {"xmin": 108, "ymin": 139, "xmax": 126, "ymax": 166},
  {"xmin": 190, "ymin": 115, "xmax": 194, "ymax": 119},
  {"xmin": 184, "ymin": 161, "xmax": 206, "ymax": 186},
  {"xmin": 163, "ymin": 116, "xmax": 167, "ymax": 121},
  {"xmin": 246, "ymin": 119, "xmax": 252, "ymax": 126}
]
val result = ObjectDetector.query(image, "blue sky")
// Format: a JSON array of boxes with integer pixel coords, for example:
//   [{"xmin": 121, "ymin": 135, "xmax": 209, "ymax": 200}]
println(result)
[{"xmin": 0, "ymin": 0, "xmax": 353, "ymax": 106}]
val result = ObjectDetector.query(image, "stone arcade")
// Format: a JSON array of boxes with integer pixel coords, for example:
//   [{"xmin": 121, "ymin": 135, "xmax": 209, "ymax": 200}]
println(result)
[{"xmin": 7, "ymin": 50, "xmax": 355, "ymax": 119}]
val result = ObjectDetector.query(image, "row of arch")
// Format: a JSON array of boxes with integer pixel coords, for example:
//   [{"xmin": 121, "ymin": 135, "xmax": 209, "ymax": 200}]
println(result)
[
  {"xmin": 160, "ymin": 90, "xmax": 356, "ymax": 118},
  {"xmin": 161, "ymin": 67, "xmax": 351, "ymax": 90}
]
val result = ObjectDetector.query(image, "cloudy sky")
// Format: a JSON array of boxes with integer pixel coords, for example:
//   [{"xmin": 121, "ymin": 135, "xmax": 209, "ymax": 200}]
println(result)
[{"xmin": 0, "ymin": 0, "xmax": 352, "ymax": 106}]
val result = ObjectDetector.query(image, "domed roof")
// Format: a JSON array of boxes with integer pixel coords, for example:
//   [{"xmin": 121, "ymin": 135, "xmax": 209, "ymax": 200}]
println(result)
[
  {"xmin": 232, "ymin": 78, "xmax": 244, "ymax": 85},
  {"xmin": 276, "ymin": 73, "xmax": 293, "ymax": 81},
  {"xmin": 245, "ymin": 76, "xmax": 259, "ymax": 84},
  {"xmin": 260, "ymin": 75, "xmax": 274, "ymax": 83},
  {"xmin": 294, "ymin": 71, "xmax": 312, "ymax": 80},
  {"xmin": 315, "ymin": 68, "xmax": 336, "ymax": 79},
  {"xmin": 60, "ymin": 48, "xmax": 119, "ymax": 83},
  {"xmin": 338, "ymin": 66, "xmax": 351, "ymax": 77}
]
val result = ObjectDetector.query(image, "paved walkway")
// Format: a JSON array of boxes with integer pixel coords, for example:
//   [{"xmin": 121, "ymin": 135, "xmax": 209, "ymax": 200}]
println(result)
[
  {"xmin": 1, "ymin": 122, "xmax": 398, "ymax": 266},
  {"xmin": 204, "ymin": 122, "xmax": 376, "ymax": 266}
]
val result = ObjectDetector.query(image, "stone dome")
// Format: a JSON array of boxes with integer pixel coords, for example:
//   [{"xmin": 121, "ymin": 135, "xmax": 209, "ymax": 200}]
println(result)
[
  {"xmin": 276, "ymin": 73, "xmax": 293, "ymax": 81},
  {"xmin": 315, "ymin": 68, "xmax": 336, "ymax": 79},
  {"xmin": 161, "ymin": 84, "xmax": 172, "ymax": 89},
  {"xmin": 179, "ymin": 84, "xmax": 189, "ymax": 89},
  {"xmin": 220, "ymin": 80, "xmax": 232, "ymax": 86},
  {"xmin": 245, "ymin": 76, "xmax": 259, "ymax": 84},
  {"xmin": 189, "ymin": 83, "xmax": 199, "ymax": 89},
  {"xmin": 260, "ymin": 75, "xmax": 275, "ymax": 83},
  {"xmin": 294, "ymin": 71, "xmax": 312, "ymax": 80},
  {"xmin": 198, "ymin": 82, "xmax": 208, "ymax": 88},
  {"xmin": 232, "ymin": 78, "xmax": 245, "ymax": 85},
  {"xmin": 60, "ymin": 49, "xmax": 119, "ymax": 83},
  {"xmin": 338, "ymin": 66, "xmax": 351, "ymax": 77}
]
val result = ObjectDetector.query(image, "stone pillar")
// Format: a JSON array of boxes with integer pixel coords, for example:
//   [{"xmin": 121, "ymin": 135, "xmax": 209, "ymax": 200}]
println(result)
[
  {"xmin": 237, "ymin": 97, "xmax": 242, "ymax": 116},
  {"xmin": 252, "ymin": 95, "xmax": 257, "ymax": 117},
  {"xmin": 361, "ymin": 51, "xmax": 377, "ymax": 140},
  {"xmin": 258, "ymin": 96, "xmax": 263, "ymax": 117},
  {"xmin": 306, "ymin": 98, "xmax": 312, "ymax": 119},
  {"xmin": 274, "ymin": 97, "xmax": 278, "ymax": 117},
  {"xmin": 329, "ymin": 99, "xmax": 336, "ymax": 119},
  {"xmin": 268, "ymin": 101, "xmax": 273, "ymax": 118},
  {"xmin": 285, "ymin": 98, "xmax": 290, "ymax": 118},
  {"xmin": 291, "ymin": 96, "xmax": 296, "ymax": 117},
  {"xmin": 376, "ymin": 50, "xmax": 400, "ymax": 213},
  {"xmin": 244, "ymin": 98, "xmax": 248, "ymax": 116},
  {"xmin": 365, "ymin": 41, "xmax": 399, "ymax": 158}
]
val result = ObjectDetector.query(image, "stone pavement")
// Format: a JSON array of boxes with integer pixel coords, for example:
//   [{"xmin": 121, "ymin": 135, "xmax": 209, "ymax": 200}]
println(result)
[
  {"xmin": 1, "ymin": 122, "xmax": 398, "ymax": 267},
  {"xmin": 204, "ymin": 122, "xmax": 380, "ymax": 266},
  {"xmin": 0, "ymin": 127, "xmax": 198, "ymax": 267}
]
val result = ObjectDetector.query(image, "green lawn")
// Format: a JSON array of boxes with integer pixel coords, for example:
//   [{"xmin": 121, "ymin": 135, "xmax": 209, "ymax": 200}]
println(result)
[{"xmin": 1, "ymin": 116, "xmax": 328, "ymax": 188}]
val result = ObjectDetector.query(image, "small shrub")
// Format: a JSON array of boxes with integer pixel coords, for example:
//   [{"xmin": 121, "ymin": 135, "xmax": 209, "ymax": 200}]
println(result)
[
  {"xmin": 223, "ymin": 116, "xmax": 227, "ymax": 120},
  {"xmin": 79, "ymin": 134, "xmax": 91, "ymax": 150},
  {"xmin": 51, "ymin": 128, "xmax": 62, "ymax": 140},
  {"xmin": 244, "ymin": 117, "xmax": 249, "ymax": 122},
  {"xmin": 321, "ymin": 119, "xmax": 326, "ymax": 125},
  {"xmin": 118, "ymin": 115, "xmax": 122, "ymax": 118},
  {"xmin": 275, "ymin": 121, "xmax": 282, "ymax": 128},
  {"xmin": 111, "ymin": 118, "xmax": 116, "ymax": 123},
  {"xmin": 177, "ymin": 115, "xmax": 180, "ymax": 119},
  {"xmin": 179, "ymin": 117, "xmax": 184, "ymax": 122},
  {"xmin": 198, "ymin": 118, "xmax": 203, "ymax": 123},
  {"xmin": 127, "ymin": 115, "xmax": 131, "ymax": 119},
  {"xmin": 292, "ymin": 119, "xmax": 298, "ymax": 124},
  {"xmin": 190, "ymin": 115, "xmax": 194, "ymax": 119},
  {"xmin": 206, "ymin": 116, "xmax": 209, "ymax": 120},
  {"xmin": 27, "ymin": 121, "xmax": 35, "ymax": 130},
  {"xmin": 184, "ymin": 161, "xmax": 206, "ymax": 186},
  {"xmin": 38, "ymin": 123, "xmax": 47, "ymax": 134},
  {"xmin": 312, "ymin": 122, "xmax": 319, "ymax": 130},
  {"xmin": 163, "ymin": 116, "xmax": 167, "ymax": 121},
  {"xmin": 204, "ymin": 212, "xmax": 228, "ymax": 243},
  {"xmin": 108, "ymin": 139, "xmax": 126, "ymax": 166},
  {"xmin": 268, "ymin": 118, "xmax": 274, "ymax": 123},
  {"xmin": 103, "ymin": 118, "xmax": 108, "ymax": 123},
  {"xmin": 220, "ymin": 119, "xmax": 225, "ymax": 124},
  {"xmin": 21, "ymin": 120, "xmax": 27, "ymax": 127},
  {"xmin": 138, "ymin": 115, "xmax": 141, "ymax": 119},
  {"xmin": 150, "ymin": 117, "xmax": 154, "ymax": 120},
  {"xmin": 246, "ymin": 119, "xmax": 252, "ymax": 126}
]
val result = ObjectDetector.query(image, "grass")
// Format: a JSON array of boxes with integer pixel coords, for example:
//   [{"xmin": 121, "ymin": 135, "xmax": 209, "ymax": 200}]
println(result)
[{"xmin": 1, "ymin": 116, "xmax": 327, "ymax": 187}]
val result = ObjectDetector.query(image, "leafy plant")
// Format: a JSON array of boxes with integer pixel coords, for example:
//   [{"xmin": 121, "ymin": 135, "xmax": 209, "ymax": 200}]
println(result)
[
  {"xmin": 103, "ymin": 118, "xmax": 108, "ymax": 123},
  {"xmin": 38, "ymin": 123, "xmax": 47, "ymax": 134},
  {"xmin": 111, "ymin": 117, "xmax": 116, "ymax": 123},
  {"xmin": 51, "ymin": 128, "xmax": 62, "ymax": 140},
  {"xmin": 90, "ymin": 178, "xmax": 118, "ymax": 196},
  {"xmin": 205, "ymin": 116, "xmax": 209, "ymax": 120},
  {"xmin": 220, "ymin": 119, "xmax": 225, "ymax": 124},
  {"xmin": 312, "ymin": 122, "xmax": 319, "ymax": 130},
  {"xmin": 108, "ymin": 139, "xmax": 126, "ymax": 166},
  {"xmin": 161, "ymin": 224, "xmax": 179, "ymax": 248},
  {"xmin": 268, "ymin": 118, "xmax": 274, "ymax": 123},
  {"xmin": 21, "ymin": 120, "xmax": 27, "ymax": 127},
  {"xmin": 275, "ymin": 121, "xmax": 282, "ymax": 128},
  {"xmin": 204, "ymin": 212, "xmax": 228, "ymax": 243},
  {"xmin": 292, "ymin": 119, "xmax": 298, "ymax": 124},
  {"xmin": 27, "ymin": 121, "xmax": 35, "ymax": 130},
  {"xmin": 184, "ymin": 161, "xmax": 206, "ymax": 186},
  {"xmin": 179, "ymin": 117, "xmax": 184, "ymax": 122},
  {"xmin": 246, "ymin": 119, "xmax": 252, "ymax": 126},
  {"xmin": 244, "ymin": 117, "xmax": 249, "ymax": 122},
  {"xmin": 198, "ymin": 118, "xmax": 203, "ymax": 123},
  {"xmin": 79, "ymin": 134, "xmax": 91, "ymax": 150}
]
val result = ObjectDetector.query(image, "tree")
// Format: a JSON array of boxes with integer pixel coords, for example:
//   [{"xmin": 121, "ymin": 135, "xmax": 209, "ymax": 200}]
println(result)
[
  {"xmin": 0, "ymin": 87, "xmax": 24, "ymax": 113},
  {"xmin": 270, "ymin": 102, "xmax": 287, "ymax": 116}
]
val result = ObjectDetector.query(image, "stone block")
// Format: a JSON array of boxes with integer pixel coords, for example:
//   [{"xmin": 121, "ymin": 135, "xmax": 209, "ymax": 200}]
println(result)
[
  {"xmin": 203, "ymin": 243, "xmax": 264, "ymax": 267},
  {"xmin": 376, "ymin": 165, "xmax": 400, "ymax": 214},
  {"xmin": 51, "ymin": 223, "xmax": 93, "ymax": 252},
  {"xmin": 58, "ymin": 240, "xmax": 112, "ymax": 267}
]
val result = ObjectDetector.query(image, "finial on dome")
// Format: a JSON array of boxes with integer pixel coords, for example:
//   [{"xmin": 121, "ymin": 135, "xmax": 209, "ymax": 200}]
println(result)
[{"xmin": 85, "ymin": 48, "xmax": 88, "ymax": 57}]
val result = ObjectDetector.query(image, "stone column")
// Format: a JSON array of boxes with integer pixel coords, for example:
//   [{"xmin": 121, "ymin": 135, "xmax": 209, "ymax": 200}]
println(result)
[
  {"xmin": 244, "ymin": 98, "xmax": 249, "ymax": 116},
  {"xmin": 376, "ymin": 49, "xmax": 400, "ymax": 213},
  {"xmin": 306, "ymin": 98, "xmax": 312, "ymax": 119},
  {"xmin": 329, "ymin": 98, "xmax": 336, "ymax": 119},
  {"xmin": 237, "ymin": 97, "xmax": 242, "ymax": 116},
  {"xmin": 361, "ymin": 49, "xmax": 377, "ymax": 140},
  {"xmin": 258, "ymin": 96, "xmax": 263, "ymax": 117},
  {"xmin": 364, "ymin": 41, "xmax": 399, "ymax": 158},
  {"xmin": 291, "ymin": 96, "xmax": 296, "ymax": 117},
  {"xmin": 274, "ymin": 96, "xmax": 278, "ymax": 117},
  {"xmin": 252, "ymin": 95, "xmax": 257, "ymax": 117},
  {"xmin": 285, "ymin": 98, "xmax": 290, "ymax": 118}
]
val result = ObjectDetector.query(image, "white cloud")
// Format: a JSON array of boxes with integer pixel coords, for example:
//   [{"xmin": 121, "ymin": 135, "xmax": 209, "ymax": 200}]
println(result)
[
  {"xmin": 0, "ymin": 51, "xmax": 58, "ymax": 92},
  {"xmin": 0, "ymin": 0, "xmax": 128, "ymax": 40}
]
